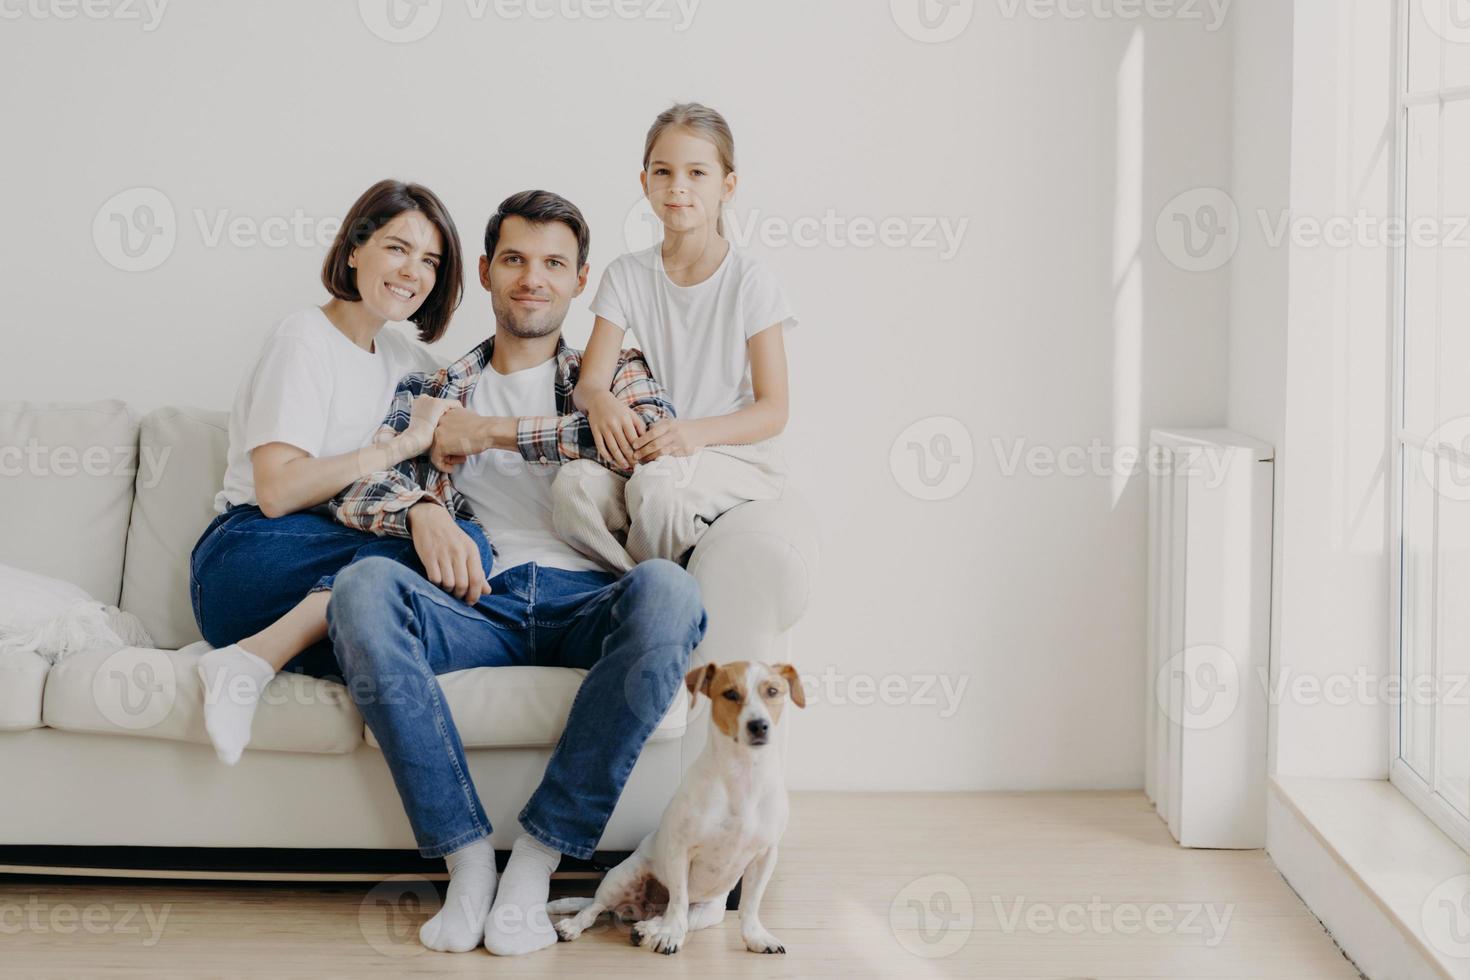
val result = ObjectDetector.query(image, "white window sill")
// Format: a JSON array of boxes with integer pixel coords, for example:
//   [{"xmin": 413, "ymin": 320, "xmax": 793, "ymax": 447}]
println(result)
[{"xmin": 1270, "ymin": 775, "xmax": 1470, "ymax": 979}]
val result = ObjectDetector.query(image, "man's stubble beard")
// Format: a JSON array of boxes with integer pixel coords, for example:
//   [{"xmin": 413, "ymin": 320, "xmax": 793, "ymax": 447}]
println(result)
[{"xmin": 491, "ymin": 292, "xmax": 565, "ymax": 340}]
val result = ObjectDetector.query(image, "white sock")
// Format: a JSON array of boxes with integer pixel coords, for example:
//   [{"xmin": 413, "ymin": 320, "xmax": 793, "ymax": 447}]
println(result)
[
  {"xmin": 196, "ymin": 644, "xmax": 275, "ymax": 765},
  {"xmin": 419, "ymin": 839, "xmax": 498, "ymax": 953},
  {"xmin": 484, "ymin": 833, "xmax": 561, "ymax": 956}
]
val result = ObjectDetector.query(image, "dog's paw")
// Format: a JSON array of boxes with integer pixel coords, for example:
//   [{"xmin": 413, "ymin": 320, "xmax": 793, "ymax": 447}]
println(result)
[
  {"xmin": 554, "ymin": 918, "xmax": 583, "ymax": 943},
  {"xmin": 633, "ymin": 916, "xmax": 685, "ymax": 954},
  {"xmin": 629, "ymin": 914, "xmax": 658, "ymax": 946},
  {"xmin": 743, "ymin": 926, "xmax": 786, "ymax": 954}
]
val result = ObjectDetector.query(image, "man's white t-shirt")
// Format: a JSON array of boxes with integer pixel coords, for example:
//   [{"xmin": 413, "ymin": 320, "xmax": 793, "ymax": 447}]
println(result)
[
  {"xmin": 216, "ymin": 307, "xmax": 441, "ymax": 513},
  {"xmin": 452, "ymin": 358, "xmax": 605, "ymax": 574},
  {"xmin": 589, "ymin": 244, "xmax": 796, "ymax": 421}
]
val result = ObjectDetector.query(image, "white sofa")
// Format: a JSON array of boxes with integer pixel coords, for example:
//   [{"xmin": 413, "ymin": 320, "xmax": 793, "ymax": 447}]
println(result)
[{"xmin": 0, "ymin": 400, "xmax": 818, "ymax": 862}]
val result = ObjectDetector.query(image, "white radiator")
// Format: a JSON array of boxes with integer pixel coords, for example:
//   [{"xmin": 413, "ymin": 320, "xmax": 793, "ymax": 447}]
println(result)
[{"xmin": 1145, "ymin": 428, "xmax": 1275, "ymax": 848}]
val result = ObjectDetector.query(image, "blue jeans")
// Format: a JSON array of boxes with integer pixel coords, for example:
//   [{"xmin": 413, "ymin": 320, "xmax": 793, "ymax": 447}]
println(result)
[
  {"xmin": 324, "ymin": 556, "xmax": 707, "ymax": 860},
  {"xmin": 189, "ymin": 505, "xmax": 493, "ymax": 677}
]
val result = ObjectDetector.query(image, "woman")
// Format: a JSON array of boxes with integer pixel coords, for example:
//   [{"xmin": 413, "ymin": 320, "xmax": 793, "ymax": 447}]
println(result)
[{"xmin": 189, "ymin": 178, "xmax": 489, "ymax": 765}]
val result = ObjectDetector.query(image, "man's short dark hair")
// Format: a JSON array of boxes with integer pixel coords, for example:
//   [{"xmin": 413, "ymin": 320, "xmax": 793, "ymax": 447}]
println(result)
[
  {"xmin": 484, "ymin": 190, "xmax": 590, "ymax": 270},
  {"xmin": 321, "ymin": 179, "xmax": 463, "ymax": 343}
]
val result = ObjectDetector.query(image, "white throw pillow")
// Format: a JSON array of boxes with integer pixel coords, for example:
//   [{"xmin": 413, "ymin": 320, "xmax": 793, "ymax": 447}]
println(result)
[{"xmin": 0, "ymin": 563, "xmax": 153, "ymax": 664}]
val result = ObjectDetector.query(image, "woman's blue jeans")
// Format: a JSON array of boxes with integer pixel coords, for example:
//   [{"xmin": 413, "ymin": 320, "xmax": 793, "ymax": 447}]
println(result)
[{"xmin": 189, "ymin": 505, "xmax": 492, "ymax": 678}]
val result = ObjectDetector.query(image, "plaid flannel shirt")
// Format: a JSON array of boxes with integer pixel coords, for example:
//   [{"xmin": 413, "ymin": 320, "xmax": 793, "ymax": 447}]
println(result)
[{"xmin": 328, "ymin": 335, "xmax": 675, "ymax": 539}]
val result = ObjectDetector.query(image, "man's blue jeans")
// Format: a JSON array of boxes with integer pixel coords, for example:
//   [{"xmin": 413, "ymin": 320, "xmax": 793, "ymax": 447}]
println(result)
[
  {"xmin": 189, "ymin": 505, "xmax": 492, "ymax": 677},
  {"xmin": 325, "ymin": 555, "xmax": 707, "ymax": 860}
]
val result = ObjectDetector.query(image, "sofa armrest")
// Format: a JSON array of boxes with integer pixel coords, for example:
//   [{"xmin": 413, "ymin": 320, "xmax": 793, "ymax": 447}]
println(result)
[{"xmin": 684, "ymin": 490, "xmax": 820, "ymax": 667}]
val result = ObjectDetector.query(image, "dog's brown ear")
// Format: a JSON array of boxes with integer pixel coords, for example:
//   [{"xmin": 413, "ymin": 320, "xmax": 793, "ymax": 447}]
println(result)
[
  {"xmin": 685, "ymin": 663, "xmax": 717, "ymax": 709},
  {"xmin": 774, "ymin": 664, "xmax": 805, "ymax": 708}
]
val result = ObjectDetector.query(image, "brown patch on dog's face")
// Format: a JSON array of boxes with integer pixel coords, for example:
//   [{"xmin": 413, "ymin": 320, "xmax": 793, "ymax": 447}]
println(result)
[
  {"xmin": 684, "ymin": 663, "xmax": 717, "ymax": 709},
  {"xmin": 758, "ymin": 663, "xmax": 805, "ymax": 727},
  {"xmin": 705, "ymin": 661, "xmax": 750, "ymax": 741},
  {"xmin": 686, "ymin": 662, "xmax": 750, "ymax": 742}
]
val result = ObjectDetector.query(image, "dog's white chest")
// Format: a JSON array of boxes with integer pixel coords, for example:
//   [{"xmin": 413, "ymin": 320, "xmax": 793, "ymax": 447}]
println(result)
[{"xmin": 683, "ymin": 795, "xmax": 784, "ymax": 901}]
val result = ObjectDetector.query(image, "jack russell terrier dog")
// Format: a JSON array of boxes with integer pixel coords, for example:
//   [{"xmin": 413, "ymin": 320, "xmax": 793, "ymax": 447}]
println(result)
[{"xmin": 550, "ymin": 659, "xmax": 805, "ymax": 955}]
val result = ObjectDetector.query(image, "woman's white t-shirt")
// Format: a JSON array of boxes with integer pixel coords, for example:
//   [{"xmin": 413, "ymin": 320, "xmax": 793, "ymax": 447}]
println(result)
[
  {"xmin": 215, "ymin": 307, "xmax": 441, "ymax": 513},
  {"xmin": 588, "ymin": 244, "xmax": 796, "ymax": 421}
]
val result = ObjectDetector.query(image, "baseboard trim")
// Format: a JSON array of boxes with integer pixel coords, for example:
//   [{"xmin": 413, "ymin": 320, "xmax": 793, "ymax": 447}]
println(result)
[{"xmin": 0, "ymin": 845, "xmax": 623, "ymax": 883}]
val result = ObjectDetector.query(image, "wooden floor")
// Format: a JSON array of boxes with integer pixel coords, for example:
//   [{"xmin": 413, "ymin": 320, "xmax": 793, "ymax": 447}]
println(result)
[{"xmin": 0, "ymin": 792, "xmax": 1361, "ymax": 978}]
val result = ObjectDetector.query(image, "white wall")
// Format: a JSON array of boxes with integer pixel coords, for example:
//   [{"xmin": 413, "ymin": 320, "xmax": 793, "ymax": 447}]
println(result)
[
  {"xmin": 0, "ymin": 0, "xmax": 1237, "ymax": 790},
  {"xmin": 1224, "ymin": 0, "xmax": 1294, "ymax": 774}
]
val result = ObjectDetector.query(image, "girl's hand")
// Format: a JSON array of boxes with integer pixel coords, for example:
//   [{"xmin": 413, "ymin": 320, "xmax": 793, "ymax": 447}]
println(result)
[
  {"xmin": 634, "ymin": 419, "xmax": 705, "ymax": 461},
  {"xmin": 586, "ymin": 389, "xmax": 647, "ymax": 469},
  {"xmin": 400, "ymin": 395, "xmax": 459, "ymax": 458}
]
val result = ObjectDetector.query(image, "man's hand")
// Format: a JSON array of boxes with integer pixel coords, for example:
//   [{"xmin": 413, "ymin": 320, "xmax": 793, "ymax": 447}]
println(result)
[
  {"xmin": 634, "ymin": 419, "xmax": 706, "ymax": 461},
  {"xmin": 430, "ymin": 407, "xmax": 487, "ymax": 472},
  {"xmin": 431, "ymin": 410, "xmax": 519, "ymax": 472},
  {"xmin": 407, "ymin": 502, "xmax": 490, "ymax": 603},
  {"xmin": 586, "ymin": 389, "xmax": 646, "ymax": 469}
]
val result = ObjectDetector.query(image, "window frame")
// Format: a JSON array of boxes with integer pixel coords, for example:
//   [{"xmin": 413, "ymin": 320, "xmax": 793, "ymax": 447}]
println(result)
[{"xmin": 1389, "ymin": 0, "xmax": 1470, "ymax": 854}]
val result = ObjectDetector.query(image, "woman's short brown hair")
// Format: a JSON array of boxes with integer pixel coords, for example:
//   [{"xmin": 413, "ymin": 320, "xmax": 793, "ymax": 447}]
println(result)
[{"xmin": 321, "ymin": 179, "xmax": 463, "ymax": 343}]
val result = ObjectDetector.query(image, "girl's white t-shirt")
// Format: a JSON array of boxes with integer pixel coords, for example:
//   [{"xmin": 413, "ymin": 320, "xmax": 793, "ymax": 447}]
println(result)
[
  {"xmin": 588, "ymin": 244, "xmax": 796, "ymax": 421},
  {"xmin": 215, "ymin": 307, "xmax": 441, "ymax": 513}
]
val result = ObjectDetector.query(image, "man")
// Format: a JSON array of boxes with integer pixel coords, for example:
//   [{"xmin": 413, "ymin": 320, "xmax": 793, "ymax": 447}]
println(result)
[{"xmin": 325, "ymin": 190, "xmax": 706, "ymax": 956}]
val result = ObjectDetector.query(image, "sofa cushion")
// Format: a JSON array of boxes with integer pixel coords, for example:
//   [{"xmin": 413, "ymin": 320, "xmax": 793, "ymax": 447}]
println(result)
[
  {"xmin": 42, "ymin": 642, "xmax": 362, "ymax": 754},
  {"xmin": 0, "ymin": 400, "xmax": 138, "ymax": 605},
  {"xmin": 119, "ymin": 407, "xmax": 229, "ymax": 648},
  {"xmin": 0, "ymin": 652, "xmax": 48, "ymax": 731},
  {"xmin": 363, "ymin": 665, "xmax": 688, "ymax": 750}
]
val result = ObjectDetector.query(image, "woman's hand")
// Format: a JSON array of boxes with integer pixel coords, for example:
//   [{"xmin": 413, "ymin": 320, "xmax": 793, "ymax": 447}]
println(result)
[
  {"xmin": 586, "ymin": 389, "xmax": 647, "ymax": 469},
  {"xmin": 634, "ymin": 419, "xmax": 706, "ymax": 461},
  {"xmin": 407, "ymin": 502, "xmax": 490, "ymax": 603},
  {"xmin": 398, "ymin": 395, "xmax": 459, "ymax": 460}
]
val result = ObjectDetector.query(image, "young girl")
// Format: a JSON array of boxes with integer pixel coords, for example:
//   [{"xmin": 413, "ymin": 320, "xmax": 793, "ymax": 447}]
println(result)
[
  {"xmin": 554, "ymin": 102, "xmax": 797, "ymax": 572},
  {"xmin": 190, "ymin": 179, "xmax": 490, "ymax": 765}
]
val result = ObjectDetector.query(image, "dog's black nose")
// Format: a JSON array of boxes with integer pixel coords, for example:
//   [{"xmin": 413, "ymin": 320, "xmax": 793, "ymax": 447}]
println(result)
[{"xmin": 746, "ymin": 718, "xmax": 769, "ymax": 740}]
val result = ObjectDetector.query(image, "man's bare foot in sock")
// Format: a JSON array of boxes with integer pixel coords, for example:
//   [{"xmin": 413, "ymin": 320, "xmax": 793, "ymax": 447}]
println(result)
[
  {"xmin": 420, "ymin": 839, "xmax": 498, "ymax": 952},
  {"xmin": 483, "ymin": 834, "xmax": 560, "ymax": 955}
]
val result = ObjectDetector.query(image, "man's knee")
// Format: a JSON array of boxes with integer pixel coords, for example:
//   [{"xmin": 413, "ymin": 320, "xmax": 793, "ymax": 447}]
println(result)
[
  {"xmin": 625, "ymin": 559, "xmax": 705, "ymax": 634},
  {"xmin": 328, "ymin": 556, "xmax": 413, "ymax": 633}
]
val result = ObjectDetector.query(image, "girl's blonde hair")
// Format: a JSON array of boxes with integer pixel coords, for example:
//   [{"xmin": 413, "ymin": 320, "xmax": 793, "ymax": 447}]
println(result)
[
  {"xmin": 643, "ymin": 102, "xmax": 736, "ymax": 235},
  {"xmin": 642, "ymin": 102, "xmax": 737, "ymax": 175}
]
